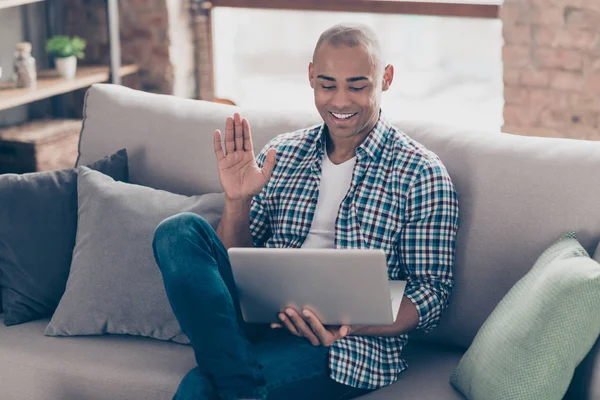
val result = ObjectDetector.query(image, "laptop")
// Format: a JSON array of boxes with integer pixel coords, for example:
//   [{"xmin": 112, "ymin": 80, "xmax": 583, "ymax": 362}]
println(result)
[{"xmin": 228, "ymin": 248, "xmax": 406, "ymax": 326}]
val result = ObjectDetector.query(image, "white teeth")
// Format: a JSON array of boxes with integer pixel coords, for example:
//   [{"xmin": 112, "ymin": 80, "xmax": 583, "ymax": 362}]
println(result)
[{"xmin": 331, "ymin": 112, "xmax": 355, "ymax": 119}]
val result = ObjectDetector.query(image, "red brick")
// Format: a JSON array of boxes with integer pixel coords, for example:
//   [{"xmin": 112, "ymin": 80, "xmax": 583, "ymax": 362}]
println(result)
[
  {"xmin": 531, "ymin": 7, "xmax": 565, "ymax": 26},
  {"xmin": 534, "ymin": 48, "xmax": 583, "ymax": 71},
  {"xmin": 550, "ymin": 71, "xmax": 586, "ymax": 91},
  {"xmin": 151, "ymin": 46, "xmax": 170, "ymax": 59},
  {"xmin": 504, "ymin": 68, "xmax": 521, "ymax": 86},
  {"xmin": 138, "ymin": 11, "xmax": 169, "ymax": 29},
  {"xmin": 500, "ymin": 4, "xmax": 530, "ymax": 25},
  {"xmin": 589, "ymin": 75, "xmax": 600, "ymax": 93},
  {"xmin": 504, "ymin": 105, "xmax": 539, "ymax": 127},
  {"xmin": 130, "ymin": 0, "xmax": 162, "ymax": 8},
  {"xmin": 539, "ymin": 108, "xmax": 568, "ymax": 128},
  {"xmin": 567, "ymin": 111, "xmax": 597, "ymax": 128},
  {"xmin": 557, "ymin": 29, "xmax": 598, "ymax": 50},
  {"xmin": 122, "ymin": 28, "xmax": 153, "ymax": 41},
  {"xmin": 570, "ymin": 93, "xmax": 600, "ymax": 111},
  {"xmin": 504, "ymin": 87, "xmax": 530, "ymax": 105},
  {"xmin": 530, "ymin": 88, "xmax": 570, "ymax": 108},
  {"xmin": 503, "ymin": 25, "xmax": 532, "ymax": 45},
  {"xmin": 535, "ymin": 28, "xmax": 599, "ymax": 51},
  {"xmin": 564, "ymin": 7, "xmax": 600, "ymax": 29},
  {"xmin": 533, "ymin": 28, "xmax": 557, "ymax": 46},
  {"xmin": 503, "ymin": 45, "xmax": 531, "ymax": 68},
  {"xmin": 534, "ymin": 0, "xmax": 600, "ymax": 12},
  {"xmin": 121, "ymin": 41, "xmax": 151, "ymax": 62},
  {"xmin": 502, "ymin": 125, "xmax": 563, "ymax": 138},
  {"xmin": 578, "ymin": 0, "xmax": 600, "ymax": 12},
  {"xmin": 565, "ymin": 125, "xmax": 600, "ymax": 140},
  {"xmin": 521, "ymin": 68, "xmax": 551, "ymax": 87},
  {"xmin": 591, "ymin": 58, "xmax": 600, "ymax": 74},
  {"xmin": 559, "ymin": 0, "xmax": 600, "ymax": 12}
]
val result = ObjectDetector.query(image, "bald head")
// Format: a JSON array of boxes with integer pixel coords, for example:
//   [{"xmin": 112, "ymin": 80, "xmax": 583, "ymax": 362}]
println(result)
[{"xmin": 313, "ymin": 23, "xmax": 384, "ymax": 76}]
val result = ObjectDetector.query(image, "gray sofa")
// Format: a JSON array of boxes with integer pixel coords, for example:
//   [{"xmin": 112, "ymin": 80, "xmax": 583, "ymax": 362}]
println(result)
[{"xmin": 2, "ymin": 83, "xmax": 599, "ymax": 399}]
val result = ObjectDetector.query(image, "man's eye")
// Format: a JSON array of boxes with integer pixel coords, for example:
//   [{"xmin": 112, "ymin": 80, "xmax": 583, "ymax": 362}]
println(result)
[
  {"xmin": 350, "ymin": 86, "xmax": 366, "ymax": 92},
  {"xmin": 321, "ymin": 85, "xmax": 335, "ymax": 90}
]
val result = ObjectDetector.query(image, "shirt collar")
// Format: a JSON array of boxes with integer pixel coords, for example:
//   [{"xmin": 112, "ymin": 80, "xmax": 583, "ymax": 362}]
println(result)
[{"xmin": 314, "ymin": 111, "xmax": 390, "ymax": 162}]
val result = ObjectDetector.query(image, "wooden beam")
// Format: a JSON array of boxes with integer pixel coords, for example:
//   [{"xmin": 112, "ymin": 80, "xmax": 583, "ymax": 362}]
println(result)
[{"xmin": 210, "ymin": 0, "xmax": 500, "ymax": 19}]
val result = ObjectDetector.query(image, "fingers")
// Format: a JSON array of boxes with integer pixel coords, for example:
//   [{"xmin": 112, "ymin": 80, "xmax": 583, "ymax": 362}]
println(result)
[
  {"xmin": 302, "ymin": 309, "xmax": 329, "ymax": 342},
  {"xmin": 261, "ymin": 148, "xmax": 277, "ymax": 180},
  {"xmin": 234, "ymin": 113, "xmax": 244, "ymax": 152},
  {"xmin": 279, "ymin": 312, "xmax": 301, "ymax": 336},
  {"xmin": 302, "ymin": 309, "xmax": 336, "ymax": 346},
  {"xmin": 290, "ymin": 312, "xmax": 321, "ymax": 345},
  {"xmin": 282, "ymin": 308, "xmax": 321, "ymax": 346},
  {"xmin": 224, "ymin": 116, "xmax": 235, "ymax": 154},
  {"xmin": 242, "ymin": 118, "xmax": 253, "ymax": 153},
  {"xmin": 213, "ymin": 130, "xmax": 224, "ymax": 160},
  {"xmin": 223, "ymin": 113, "xmax": 253, "ymax": 155},
  {"xmin": 340, "ymin": 325, "xmax": 351, "ymax": 337},
  {"xmin": 303, "ymin": 310, "xmax": 351, "ymax": 346},
  {"xmin": 270, "ymin": 323, "xmax": 282, "ymax": 329}
]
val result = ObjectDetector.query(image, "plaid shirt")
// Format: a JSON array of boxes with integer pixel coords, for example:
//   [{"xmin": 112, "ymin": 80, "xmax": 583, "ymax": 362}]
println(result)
[{"xmin": 249, "ymin": 113, "xmax": 459, "ymax": 389}]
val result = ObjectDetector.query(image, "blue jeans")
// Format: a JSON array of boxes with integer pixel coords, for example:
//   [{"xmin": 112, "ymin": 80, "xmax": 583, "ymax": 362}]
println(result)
[{"xmin": 152, "ymin": 212, "xmax": 373, "ymax": 400}]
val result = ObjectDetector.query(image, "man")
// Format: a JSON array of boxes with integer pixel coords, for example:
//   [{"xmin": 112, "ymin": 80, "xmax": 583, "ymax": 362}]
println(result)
[{"xmin": 153, "ymin": 23, "xmax": 459, "ymax": 400}]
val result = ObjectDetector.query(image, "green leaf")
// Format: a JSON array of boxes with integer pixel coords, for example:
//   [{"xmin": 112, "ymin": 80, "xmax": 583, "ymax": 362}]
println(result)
[{"xmin": 46, "ymin": 35, "xmax": 87, "ymax": 59}]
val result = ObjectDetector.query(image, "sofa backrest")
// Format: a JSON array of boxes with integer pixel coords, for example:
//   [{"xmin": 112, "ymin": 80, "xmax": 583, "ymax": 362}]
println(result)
[{"xmin": 79, "ymin": 84, "xmax": 600, "ymax": 349}]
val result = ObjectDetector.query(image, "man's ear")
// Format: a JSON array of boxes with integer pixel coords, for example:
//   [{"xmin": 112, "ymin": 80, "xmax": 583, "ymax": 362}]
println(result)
[
  {"xmin": 309, "ymin": 62, "xmax": 315, "ymax": 89},
  {"xmin": 382, "ymin": 64, "xmax": 394, "ymax": 91}
]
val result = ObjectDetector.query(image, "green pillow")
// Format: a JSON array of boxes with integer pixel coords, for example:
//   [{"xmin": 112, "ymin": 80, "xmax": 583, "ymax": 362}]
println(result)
[{"xmin": 450, "ymin": 232, "xmax": 600, "ymax": 400}]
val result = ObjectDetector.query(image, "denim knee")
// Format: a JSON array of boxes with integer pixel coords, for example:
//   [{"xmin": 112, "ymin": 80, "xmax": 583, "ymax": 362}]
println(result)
[{"xmin": 152, "ymin": 212, "xmax": 213, "ymax": 273}]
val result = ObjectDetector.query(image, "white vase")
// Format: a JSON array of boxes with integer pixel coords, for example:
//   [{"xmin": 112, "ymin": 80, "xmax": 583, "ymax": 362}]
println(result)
[{"xmin": 55, "ymin": 56, "xmax": 77, "ymax": 80}]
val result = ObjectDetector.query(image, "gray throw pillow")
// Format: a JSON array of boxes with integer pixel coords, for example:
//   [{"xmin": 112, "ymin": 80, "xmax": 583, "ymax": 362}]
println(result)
[
  {"xmin": 45, "ymin": 167, "xmax": 224, "ymax": 343},
  {"xmin": 0, "ymin": 149, "xmax": 128, "ymax": 326}
]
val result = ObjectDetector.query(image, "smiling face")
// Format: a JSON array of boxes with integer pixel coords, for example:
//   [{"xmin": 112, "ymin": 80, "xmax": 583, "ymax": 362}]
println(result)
[{"xmin": 309, "ymin": 41, "xmax": 393, "ymax": 144}]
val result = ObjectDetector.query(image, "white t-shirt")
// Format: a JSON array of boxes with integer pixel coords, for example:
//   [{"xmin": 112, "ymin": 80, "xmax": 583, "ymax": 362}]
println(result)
[{"xmin": 301, "ymin": 149, "xmax": 356, "ymax": 249}]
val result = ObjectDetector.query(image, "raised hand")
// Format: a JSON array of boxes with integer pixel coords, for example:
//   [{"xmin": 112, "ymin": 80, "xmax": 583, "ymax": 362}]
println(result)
[{"xmin": 213, "ymin": 113, "xmax": 276, "ymax": 201}]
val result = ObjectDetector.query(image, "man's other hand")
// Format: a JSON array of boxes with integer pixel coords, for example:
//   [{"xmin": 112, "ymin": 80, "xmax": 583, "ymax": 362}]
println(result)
[{"xmin": 270, "ymin": 308, "xmax": 351, "ymax": 347}]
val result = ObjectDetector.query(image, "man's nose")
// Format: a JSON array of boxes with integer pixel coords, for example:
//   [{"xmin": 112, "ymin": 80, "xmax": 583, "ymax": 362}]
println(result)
[{"xmin": 331, "ymin": 89, "xmax": 352, "ymax": 110}]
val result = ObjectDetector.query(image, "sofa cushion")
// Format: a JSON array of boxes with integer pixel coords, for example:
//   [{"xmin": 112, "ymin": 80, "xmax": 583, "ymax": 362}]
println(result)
[
  {"xmin": 360, "ymin": 340, "xmax": 464, "ymax": 400},
  {"xmin": 78, "ymin": 85, "xmax": 600, "ymax": 351},
  {"xmin": 0, "ymin": 314, "xmax": 195, "ymax": 400},
  {"xmin": 77, "ymin": 84, "xmax": 320, "ymax": 196},
  {"xmin": 0, "ymin": 313, "xmax": 465, "ymax": 400},
  {"xmin": 450, "ymin": 232, "xmax": 600, "ymax": 400},
  {"xmin": 45, "ymin": 167, "xmax": 224, "ymax": 344},
  {"xmin": 0, "ymin": 149, "xmax": 129, "ymax": 326}
]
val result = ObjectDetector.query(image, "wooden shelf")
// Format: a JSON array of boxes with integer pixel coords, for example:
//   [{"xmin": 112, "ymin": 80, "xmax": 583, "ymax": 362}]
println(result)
[
  {"xmin": 0, "ymin": 0, "xmax": 45, "ymax": 10},
  {"xmin": 0, "ymin": 64, "xmax": 140, "ymax": 111}
]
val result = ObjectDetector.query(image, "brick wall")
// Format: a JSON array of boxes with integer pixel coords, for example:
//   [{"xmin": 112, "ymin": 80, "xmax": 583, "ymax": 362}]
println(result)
[
  {"xmin": 502, "ymin": 0, "xmax": 600, "ymax": 139},
  {"xmin": 64, "ymin": 0, "xmax": 195, "ymax": 97}
]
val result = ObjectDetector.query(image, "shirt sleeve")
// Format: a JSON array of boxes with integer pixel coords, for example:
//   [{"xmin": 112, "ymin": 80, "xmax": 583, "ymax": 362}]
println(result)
[
  {"xmin": 249, "ymin": 141, "xmax": 275, "ymax": 247},
  {"xmin": 400, "ymin": 158, "xmax": 459, "ymax": 333}
]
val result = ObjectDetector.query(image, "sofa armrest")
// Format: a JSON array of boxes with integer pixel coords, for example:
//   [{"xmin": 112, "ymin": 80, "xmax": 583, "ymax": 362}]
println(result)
[{"xmin": 566, "ymin": 335, "xmax": 600, "ymax": 399}]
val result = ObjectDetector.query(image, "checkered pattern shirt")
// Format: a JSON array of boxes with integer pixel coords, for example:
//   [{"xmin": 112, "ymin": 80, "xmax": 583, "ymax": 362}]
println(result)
[{"xmin": 249, "ymin": 114, "xmax": 459, "ymax": 389}]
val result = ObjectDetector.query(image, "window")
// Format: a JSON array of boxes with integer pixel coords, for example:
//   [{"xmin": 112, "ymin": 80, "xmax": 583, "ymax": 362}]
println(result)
[{"xmin": 213, "ymin": 7, "xmax": 503, "ymax": 131}]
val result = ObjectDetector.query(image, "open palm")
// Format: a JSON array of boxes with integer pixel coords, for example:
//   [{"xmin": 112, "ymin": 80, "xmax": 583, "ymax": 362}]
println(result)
[{"xmin": 213, "ymin": 113, "xmax": 276, "ymax": 201}]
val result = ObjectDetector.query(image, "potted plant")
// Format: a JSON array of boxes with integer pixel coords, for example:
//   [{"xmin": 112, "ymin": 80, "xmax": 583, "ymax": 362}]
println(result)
[{"xmin": 45, "ymin": 36, "xmax": 86, "ymax": 80}]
